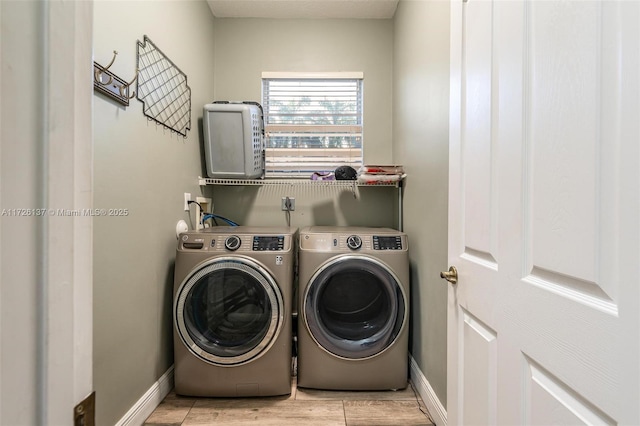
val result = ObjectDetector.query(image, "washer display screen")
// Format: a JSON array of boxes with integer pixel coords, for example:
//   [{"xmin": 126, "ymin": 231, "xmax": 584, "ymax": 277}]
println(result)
[
  {"xmin": 253, "ymin": 236, "xmax": 285, "ymax": 251},
  {"xmin": 373, "ymin": 236, "xmax": 403, "ymax": 250}
]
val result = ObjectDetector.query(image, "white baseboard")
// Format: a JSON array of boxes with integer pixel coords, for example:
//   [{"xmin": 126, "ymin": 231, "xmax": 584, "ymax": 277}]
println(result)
[
  {"xmin": 409, "ymin": 355, "xmax": 447, "ymax": 426},
  {"xmin": 116, "ymin": 365, "xmax": 174, "ymax": 426}
]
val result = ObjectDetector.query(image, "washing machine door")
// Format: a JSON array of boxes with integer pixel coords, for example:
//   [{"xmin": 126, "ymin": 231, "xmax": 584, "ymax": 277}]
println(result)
[
  {"xmin": 303, "ymin": 255, "xmax": 406, "ymax": 359},
  {"xmin": 175, "ymin": 256, "xmax": 283, "ymax": 366}
]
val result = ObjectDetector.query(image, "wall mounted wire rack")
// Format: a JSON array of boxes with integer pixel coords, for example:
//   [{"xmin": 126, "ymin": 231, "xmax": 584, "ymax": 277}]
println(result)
[
  {"xmin": 197, "ymin": 177, "xmax": 405, "ymax": 188},
  {"xmin": 136, "ymin": 35, "xmax": 191, "ymax": 137}
]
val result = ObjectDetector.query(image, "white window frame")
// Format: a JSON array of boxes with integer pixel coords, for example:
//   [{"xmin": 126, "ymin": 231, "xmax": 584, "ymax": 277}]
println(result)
[{"xmin": 261, "ymin": 72, "xmax": 364, "ymax": 178}]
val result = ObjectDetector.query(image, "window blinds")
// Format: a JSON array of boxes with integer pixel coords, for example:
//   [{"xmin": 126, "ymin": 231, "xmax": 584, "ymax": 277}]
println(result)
[{"xmin": 262, "ymin": 76, "xmax": 363, "ymax": 178}]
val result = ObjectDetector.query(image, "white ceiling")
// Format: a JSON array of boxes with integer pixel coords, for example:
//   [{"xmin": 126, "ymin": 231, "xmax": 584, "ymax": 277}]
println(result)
[{"xmin": 206, "ymin": 0, "xmax": 400, "ymax": 19}]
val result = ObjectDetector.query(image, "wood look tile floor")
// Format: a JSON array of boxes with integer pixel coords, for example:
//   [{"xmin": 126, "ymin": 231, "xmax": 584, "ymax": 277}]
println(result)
[{"xmin": 144, "ymin": 376, "xmax": 434, "ymax": 426}]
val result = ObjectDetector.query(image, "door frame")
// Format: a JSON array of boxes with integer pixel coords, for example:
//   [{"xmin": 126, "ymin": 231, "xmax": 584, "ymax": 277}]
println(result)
[
  {"xmin": 41, "ymin": 1, "xmax": 94, "ymax": 423},
  {"xmin": 446, "ymin": 0, "xmax": 464, "ymax": 422},
  {"xmin": 0, "ymin": 1, "xmax": 94, "ymax": 423}
]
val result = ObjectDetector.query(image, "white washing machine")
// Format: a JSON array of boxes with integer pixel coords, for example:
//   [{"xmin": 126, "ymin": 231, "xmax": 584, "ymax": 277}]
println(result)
[
  {"xmin": 297, "ymin": 226, "xmax": 409, "ymax": 391},
  {"xmin": 173, "ymin": 226, "xmax": 295, "ymax": 397}
]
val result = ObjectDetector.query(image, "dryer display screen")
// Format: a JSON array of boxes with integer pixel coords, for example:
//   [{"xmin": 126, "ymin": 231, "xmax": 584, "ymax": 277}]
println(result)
[{"xmin": 253, "ymin": 236, "xmax": 285, "ymax": 251}]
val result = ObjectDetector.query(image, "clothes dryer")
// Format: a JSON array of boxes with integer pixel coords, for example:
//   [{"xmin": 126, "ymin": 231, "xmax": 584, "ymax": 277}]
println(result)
[
  {"xmin": 173, "ymin": 226, "xmax": 295, "ymax": 397},
  {"xmin": 297, "ymin": 226, "xmax": 409, "ymax": 390}
]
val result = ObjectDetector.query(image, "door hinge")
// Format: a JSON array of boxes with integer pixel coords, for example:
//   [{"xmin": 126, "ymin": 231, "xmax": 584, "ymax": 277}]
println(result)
[{"xmin": 74, "ymin": 391, "xmax": 95, "ymax": 426}]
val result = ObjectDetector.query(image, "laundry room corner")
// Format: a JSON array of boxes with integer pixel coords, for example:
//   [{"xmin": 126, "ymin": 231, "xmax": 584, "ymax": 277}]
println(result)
[
  {"xmin": 92, "ymin": 2, "xmax": 217, "ymax": 425},
  {"xmin": 206, "ymin": 17, "xmax": 397, "ymax": 230},
  {"xmin": 392, "ymin": 0, "xmax": 451, "ymax": 422}
]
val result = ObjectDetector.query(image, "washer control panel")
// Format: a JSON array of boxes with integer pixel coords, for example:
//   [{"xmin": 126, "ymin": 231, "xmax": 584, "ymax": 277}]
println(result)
[{"xmin": 179, "ymin": 232, "xmax": 291, "ymax": 252}]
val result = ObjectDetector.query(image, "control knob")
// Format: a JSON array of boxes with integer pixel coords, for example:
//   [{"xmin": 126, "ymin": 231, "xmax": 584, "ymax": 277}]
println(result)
[
  {"xmin": 346, "ymin": 235, "xmax": 362, "ymax": 250},
  {"xmin": 225, "ymin": 235, "xmax": 241, "ymax": 251}
]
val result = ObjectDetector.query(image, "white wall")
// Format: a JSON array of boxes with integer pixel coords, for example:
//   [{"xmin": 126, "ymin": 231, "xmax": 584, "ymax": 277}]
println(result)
[
  {"xmin": 393, "ymin": 0, "xmax": 450, "ymax": 407},
  {"xmin": 213, "ymin": 18, "xmax": 394, "ymax": 163},
  {"xmin": 92, "ymin": 2, "xmax": 216, "ymax": 424},
  {"xmin": 210, "ymin": 18, "xmax": 398, "ymax": 228}
]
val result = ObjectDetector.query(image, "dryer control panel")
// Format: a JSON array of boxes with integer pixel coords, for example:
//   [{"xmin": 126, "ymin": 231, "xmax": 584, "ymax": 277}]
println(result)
[{"xmin": 300, "ymin": 229, "xmax": 407, "ymax": 252}]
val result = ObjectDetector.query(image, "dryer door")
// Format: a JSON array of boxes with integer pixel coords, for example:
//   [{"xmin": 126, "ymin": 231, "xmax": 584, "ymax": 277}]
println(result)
[
  {"xmin": 175, "ymin": 256, "xmax": 283, "ymax": 366},
  {"xmin": 303, "ymin": 255, "xmax": 406, "ymax": 359}
]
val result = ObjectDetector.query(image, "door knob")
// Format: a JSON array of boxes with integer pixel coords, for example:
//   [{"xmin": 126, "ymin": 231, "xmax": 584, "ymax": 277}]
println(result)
[{"xmin": 440, "ymin": 266, "xmax": 458, "ymax": 284}]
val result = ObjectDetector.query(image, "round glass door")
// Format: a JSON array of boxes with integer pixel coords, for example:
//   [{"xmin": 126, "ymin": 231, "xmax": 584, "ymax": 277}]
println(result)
[
  {"xmin": 175, "ymin": 257, "xmax": 283, "ymax": 366},
  {"xmin": 303, "ymin": 255, "xmax": 406, "ymax": 359}
]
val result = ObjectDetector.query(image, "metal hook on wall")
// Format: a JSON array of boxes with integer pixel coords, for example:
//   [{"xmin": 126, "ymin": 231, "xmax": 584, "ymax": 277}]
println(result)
[
  {"xmin": 94, "ymin": 50, "xmax": 118, "ymax": 85},
  {"xmin": 119, "ymin": 69, "xmax": 139, "ymax": 99},
  {"xmin": 93, "ymin": 50, "xmax": 137, "ymax": 107}
]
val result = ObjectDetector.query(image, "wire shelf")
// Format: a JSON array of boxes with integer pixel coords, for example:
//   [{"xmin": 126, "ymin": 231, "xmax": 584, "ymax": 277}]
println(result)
[
  {"xmin": 198, "ymin": 176, "xmax": 405, "ymax": 187},
  {"xmin": 198, "ymin": 175, "xmax": 406, "ymax": 231}
]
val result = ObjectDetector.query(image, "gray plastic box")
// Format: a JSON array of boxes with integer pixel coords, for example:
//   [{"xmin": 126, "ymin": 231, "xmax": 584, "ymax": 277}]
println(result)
[{"xmin": 202, "ymin": 103, "xmax": 264, "ymax": 179}]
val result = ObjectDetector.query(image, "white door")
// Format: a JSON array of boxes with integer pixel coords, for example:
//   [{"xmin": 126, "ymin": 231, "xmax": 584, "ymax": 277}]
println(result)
[{"xmin": 447, "ymin": 0, "xmax": 639, "ymax": 425}]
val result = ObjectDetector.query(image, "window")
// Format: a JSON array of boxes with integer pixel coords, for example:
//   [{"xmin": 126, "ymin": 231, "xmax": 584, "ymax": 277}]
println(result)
[{"xmin": 262, "ymin": 72, "xmax": 363, "ymax": 178}]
